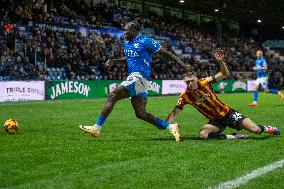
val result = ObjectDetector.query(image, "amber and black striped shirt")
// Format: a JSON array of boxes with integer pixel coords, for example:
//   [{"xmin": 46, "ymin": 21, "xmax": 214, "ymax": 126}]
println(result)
[{"xmin": 176, "ymin": 77, "xmax": 232, "ymax": 120}]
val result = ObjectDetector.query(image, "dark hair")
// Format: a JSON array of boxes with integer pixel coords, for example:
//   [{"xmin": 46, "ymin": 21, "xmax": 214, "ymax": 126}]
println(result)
[{"xmin": 125, "ymin": 21, "xmax": 140, "ymax": 32}]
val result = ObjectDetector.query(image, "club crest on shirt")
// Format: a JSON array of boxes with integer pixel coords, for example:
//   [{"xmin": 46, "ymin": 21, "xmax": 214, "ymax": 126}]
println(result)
[{"xmin": 134, "ymin": 43, "xmax": 139, "ymax": 48}]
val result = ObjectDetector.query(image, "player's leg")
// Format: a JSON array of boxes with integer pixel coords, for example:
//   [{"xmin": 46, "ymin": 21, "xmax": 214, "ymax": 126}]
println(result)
[
  {"xmin": 214, "ymin": 110, "xmax": 249, "ymax": 139},
  {"xmin": 100, "ymin": 85, "xmax": 129, "ymax": 117},
  {"xmin": 131, "ymin": 96, "xmax": 156, "ymax": 124},
  {"xmin": 131, "ymin": 96, "xmax": 180, "ymax": 142},
  {"xmin": 262, "ymin": 77, "xmax": 284, "ymax": 100},
  {"xmin": 240, "ymin": 118, "xmax": 281, "ymax": 135},
  {"xmin": 266, "ymin": 88, "xmax": 283, "ymax": 97},
  {"xmin": 79, "ymin": 85, "xmax": 129, "ymax": 137},
  {"xmin": 199, "ymin": 124, "xmax": 224, "ymax": 139},
  {"xmin": 249, "ymin": 81, "xmax": 260, "ymax": 106},
  {"xmin": 239, "ymin": 118, "xmax": 261, "ymax": 133},
  {"xmin": 79, "ymin": 72, "xmax": 144, "ymax": 138},
  {"xmin": 264, "ymin": 87, "xmax": 283, "ymax": 99},
  {"xmin": 199, "ymin": 122, "xmax": 247, "ymax": 140}
]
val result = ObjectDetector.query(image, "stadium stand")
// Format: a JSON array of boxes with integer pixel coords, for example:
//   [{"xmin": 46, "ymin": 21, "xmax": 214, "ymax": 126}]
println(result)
[{"xmin": 0, "ymin": 0, "xmax": 283, "ymax": 88}]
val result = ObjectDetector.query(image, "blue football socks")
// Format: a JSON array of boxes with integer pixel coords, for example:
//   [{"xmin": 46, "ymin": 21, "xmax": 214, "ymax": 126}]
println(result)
[
  {"xmin": 95, "ymin": 115, "xmax": 106, "ymax": 126},
  {"xmin": 253, "ymin": 91, "xmax": 258, "ymax": 102},
  {"xmin": 268, "ymin": 89, "xmax": 278, "ymax": 94},
  {"xmin": 153, "ymin": 118, "xmax": 170, "ymax": 129}
]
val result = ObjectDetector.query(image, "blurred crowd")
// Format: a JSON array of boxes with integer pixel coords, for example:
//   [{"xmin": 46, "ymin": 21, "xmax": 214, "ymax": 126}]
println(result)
[{"xmin": 0, "ymin": 0, "xmax": 283, "ymax": 87}]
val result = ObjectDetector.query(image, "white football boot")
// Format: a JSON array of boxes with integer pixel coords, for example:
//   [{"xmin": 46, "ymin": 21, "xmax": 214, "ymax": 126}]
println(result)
[
  {"xmin": 169, "ymin": 123, "xmax": 180, "ymax": 143},
  {"xmin": 79, "ymin": 124, "xmax": 101, "ymax": 138}
]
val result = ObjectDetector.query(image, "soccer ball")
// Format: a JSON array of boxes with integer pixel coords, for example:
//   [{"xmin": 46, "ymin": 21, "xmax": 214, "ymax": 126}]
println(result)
[{"xmin": 3, "ymin": 119, "xmax": 20, "ymax": 134}]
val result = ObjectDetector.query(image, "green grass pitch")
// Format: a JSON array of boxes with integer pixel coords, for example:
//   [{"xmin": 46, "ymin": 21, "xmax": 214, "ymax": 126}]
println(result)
[{"xmin": 0, "ymin": 93, "xmax": 283, "ymax": 189}]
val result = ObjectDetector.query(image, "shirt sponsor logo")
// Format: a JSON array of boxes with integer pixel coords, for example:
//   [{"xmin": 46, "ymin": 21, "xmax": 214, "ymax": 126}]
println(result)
[{"xmin": 124, "ymin": 49, "xmax": 139, "ymax": 57}]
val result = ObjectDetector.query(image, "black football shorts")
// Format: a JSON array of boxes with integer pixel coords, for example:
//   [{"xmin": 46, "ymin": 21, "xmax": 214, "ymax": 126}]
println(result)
[{"xmin": 208, "ymin": 109, "xmax": 247, "ymax": 133}]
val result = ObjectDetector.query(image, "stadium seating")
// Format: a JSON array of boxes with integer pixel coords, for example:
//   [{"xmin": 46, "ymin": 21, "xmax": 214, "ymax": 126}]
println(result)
[{"xmin": 0, "ymin": 1, "xmax": 283, "ymax": 88}]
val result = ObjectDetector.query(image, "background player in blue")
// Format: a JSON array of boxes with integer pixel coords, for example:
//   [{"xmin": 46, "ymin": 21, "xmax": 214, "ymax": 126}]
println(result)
[
  {"xmin": 248, "ymin": 50, "xmax": 283, "ymax": 107},
  {"xmin": 79, "ymin": 21, "xmax": 189, "ymax": 142}
]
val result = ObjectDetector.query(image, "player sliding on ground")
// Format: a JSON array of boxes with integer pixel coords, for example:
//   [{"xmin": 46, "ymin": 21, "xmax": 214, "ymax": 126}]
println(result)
[
  {"xmin": 167, "ymin": 49, "xmax": 280, "ymax": 140},
  {"xmin": 79, "ymin": 21, "xmax": 189, "ymax": 143}
]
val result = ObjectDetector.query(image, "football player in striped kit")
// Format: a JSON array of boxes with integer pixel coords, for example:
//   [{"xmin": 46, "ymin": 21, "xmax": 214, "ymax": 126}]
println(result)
[{"xmin": 167, "ymin": 49, "xmax": 280, "ymax": 140}]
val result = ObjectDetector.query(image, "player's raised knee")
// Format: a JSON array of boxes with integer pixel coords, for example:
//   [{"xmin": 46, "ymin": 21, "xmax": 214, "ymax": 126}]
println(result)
[{"xmin": 199, "ymin": 130, "xmax": 208, "ymax": 139}]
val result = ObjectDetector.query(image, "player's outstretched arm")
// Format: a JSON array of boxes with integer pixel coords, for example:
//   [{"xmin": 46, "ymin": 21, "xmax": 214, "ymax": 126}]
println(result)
[
  {"xmin": 105, "ymin": 57, "xmax": 127, "ymax": 68},
  {"xmin": 158, "ymin": 47, "xmax": 191, "ymax": 72},
  {"xmin": 213, "ymin": 48, "xmax": 229, "ymax": 81},
  {"xmin": 167, "ymin": 107, "xmax": 181, "ymax": 123}
]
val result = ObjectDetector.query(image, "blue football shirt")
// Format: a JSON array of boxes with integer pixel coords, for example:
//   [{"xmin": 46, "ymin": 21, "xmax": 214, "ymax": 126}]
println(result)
[
  {"xmin": 124, "ymin": 33, "xmax": 161, "ymax": 80},
  {"xmin": 255, "ymin": 57, "xmax": 267, "ymax": 78}
]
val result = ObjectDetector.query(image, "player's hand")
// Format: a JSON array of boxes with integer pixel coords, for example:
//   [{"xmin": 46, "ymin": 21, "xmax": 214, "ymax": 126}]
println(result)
[
  {"xmin": 105, "ymin": 59, "xmax": 114, "ymax": 68},
  {"xmin": 252, "ymin": 66, "xmax": 259, "ymax": 71},
  {"xmin": 184, "ymin": 64, "xmax": 192, "ymax": 72},
  {"xmin": 215, "ymin": 48, "xmax": 224, "ymax": 63}
]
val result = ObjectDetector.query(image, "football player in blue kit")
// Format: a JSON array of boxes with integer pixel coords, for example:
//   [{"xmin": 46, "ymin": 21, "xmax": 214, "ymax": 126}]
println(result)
[
  {"xmin": 249, "ymin": 50, "xmax": 283, "ymax": 107},
  {"xmin": 79, "ymin": 21, "xmax": 189, "ymax": 142}
]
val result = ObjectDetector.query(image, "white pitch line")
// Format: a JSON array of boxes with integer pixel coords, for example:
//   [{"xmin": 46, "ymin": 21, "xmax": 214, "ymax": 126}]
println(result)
[{"xmin": 209, "ymin": 159, "xmax": 284, "ymax": 189}]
